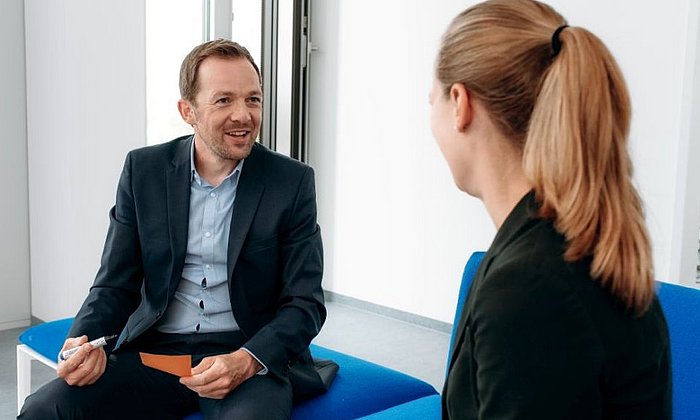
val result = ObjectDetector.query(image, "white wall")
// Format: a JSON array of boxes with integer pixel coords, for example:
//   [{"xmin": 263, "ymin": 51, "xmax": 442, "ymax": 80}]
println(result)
[
  {"xmin": 0, "ymin": 0, "xmax": 31, "ymax": 330},
  {"xmin": 145, "ymin": 0, "xmax": 201, "ymax": 146},
  {"xmin": 309, "ymin": 1, "xmax": 495, "ymax": 324},
  {"xmin": 25, "ymin": 0, "xmax": 147, "ymax": 321},
  {"xmin": 671, "ymin": 1, "xmax": 700, "ymax": 287},
  {"xmin": 309, "ymin": 0, "xmax": 700, "ymax": 323},
  {"xmin": 18, "ymin": 0, "xmax": 700, "ymax": 324}
]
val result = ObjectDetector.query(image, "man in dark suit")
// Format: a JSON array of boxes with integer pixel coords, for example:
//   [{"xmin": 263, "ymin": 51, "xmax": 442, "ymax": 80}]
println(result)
[{"xmin": 19, "ymin": 39, "xmax": 326, "ymax": 419}]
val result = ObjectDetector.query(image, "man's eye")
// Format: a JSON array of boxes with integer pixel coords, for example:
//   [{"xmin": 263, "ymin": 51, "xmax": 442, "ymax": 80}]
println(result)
[
  {"xmin": 216, "ymin": 98, "xmax": 230, "ymax": 104},
  {"xmin": 248, "ymin": 97, "xmax": 262, "ymax": 104}
]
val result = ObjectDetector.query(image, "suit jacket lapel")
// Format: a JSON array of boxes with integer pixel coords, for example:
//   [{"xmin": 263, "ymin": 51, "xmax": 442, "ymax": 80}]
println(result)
[
  {"xmin": 227, "ymin": 144, "xmax": 265, "ymax": 279},
  {"xmin": 447, "ymin": 255, "xmax": 492, "ymax": 374},
  {"xmin": 166, "ymin": 138, "xmax": 192, "ymax": 296}
]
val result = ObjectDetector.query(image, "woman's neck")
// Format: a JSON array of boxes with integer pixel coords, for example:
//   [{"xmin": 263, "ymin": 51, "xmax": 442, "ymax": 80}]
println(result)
[
  {"xmin": 474, "ymin": 134, "xmax": 532, "ymax": 229},
  {"xmin": 480, "ymin": 170, "xmax": 531, "ymax": 229}
]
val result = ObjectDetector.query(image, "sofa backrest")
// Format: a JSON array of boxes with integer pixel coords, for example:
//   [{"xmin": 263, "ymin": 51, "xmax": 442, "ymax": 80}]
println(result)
[
  {"xmin": 447, "ymin": 251, "xmax": 485, "ymax": 370},
  {"xmin": 656, "ymin": 281, "xmax": 700, "ymax": 420},
  {"xmin": 446, "ymin": 252, "xmax": 700, "ymax": 420}
]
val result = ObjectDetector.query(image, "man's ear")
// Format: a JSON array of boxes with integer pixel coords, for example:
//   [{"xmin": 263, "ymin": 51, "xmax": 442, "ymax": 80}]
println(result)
[
  {"xmin": 450, "ymin": 83, "xmax": 472, "ymax": 132},
  {"xmin": 178, "ymin": 99, "xmax": 196, "ymax": 126}
]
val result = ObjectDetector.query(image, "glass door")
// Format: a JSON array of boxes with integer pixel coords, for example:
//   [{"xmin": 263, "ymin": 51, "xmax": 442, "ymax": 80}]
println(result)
[
  {"xmin": 260, "ymin": 0, "xmax": 311, "ymax": 162},
  {"xmin": 146, "ymin": 0, "xmax": 310, "ymax": 163}
]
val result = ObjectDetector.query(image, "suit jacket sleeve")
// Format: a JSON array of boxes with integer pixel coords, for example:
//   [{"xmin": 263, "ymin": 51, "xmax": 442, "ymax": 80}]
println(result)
[
  {"xmin": 68, "ymin": 152, "xmax": 144, "ymax": 341},
  {"xmin": 241, "ymin": 166, "xmax": 325, "ymax": 378}
]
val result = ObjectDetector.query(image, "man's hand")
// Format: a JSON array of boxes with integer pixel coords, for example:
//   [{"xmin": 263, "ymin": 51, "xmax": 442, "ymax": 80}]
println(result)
[
  {"xmin": 179, "ymin": 349, "xmax": 262, "ymax": 399},
  {"xmin": 57, "ymin": 336, "xmax": 107, "ymax": 386}
]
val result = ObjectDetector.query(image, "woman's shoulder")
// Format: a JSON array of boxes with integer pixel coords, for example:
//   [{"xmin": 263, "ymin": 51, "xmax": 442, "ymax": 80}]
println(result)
[
  {"xmin": 474, "ymin": 215, "xmax": 669, "ymax": 356},
  {"xmin": 470, "ymin": 217, "xmax": 602, "ymax": 333},
  {"xmin": 485, "ymin": 217, "xmax": 579, "ymax": 289}
]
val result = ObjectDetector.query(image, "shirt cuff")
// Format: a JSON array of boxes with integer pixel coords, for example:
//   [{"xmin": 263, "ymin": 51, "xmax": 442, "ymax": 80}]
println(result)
[{"xmin": 240, "ymin": 347, "xmax": 269, "ymax": 375}]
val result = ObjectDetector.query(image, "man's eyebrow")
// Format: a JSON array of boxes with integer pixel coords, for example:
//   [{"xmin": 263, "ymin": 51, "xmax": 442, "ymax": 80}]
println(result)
[{"xmin": 211, "ymin": 90, "xmax": 263, "ymax": 97}]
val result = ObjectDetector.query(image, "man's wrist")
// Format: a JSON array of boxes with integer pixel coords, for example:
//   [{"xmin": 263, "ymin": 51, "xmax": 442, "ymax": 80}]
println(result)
[{"xmin": 239, "ymin": 347, "xmax": 268, "ymax": 375}]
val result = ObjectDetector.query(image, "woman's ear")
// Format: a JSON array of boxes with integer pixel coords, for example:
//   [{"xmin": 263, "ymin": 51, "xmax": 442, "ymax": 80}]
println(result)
[
  {"xmin": 450, "ymin": 83, "xmax": 472, "ymax": 132},
  {"xmin": 178, "ymin": 99, "xmax": 196, "ymax": 126}
]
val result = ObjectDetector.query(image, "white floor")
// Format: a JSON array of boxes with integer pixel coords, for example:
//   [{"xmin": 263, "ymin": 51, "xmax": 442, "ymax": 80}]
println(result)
[{"xmin": 2, "ymin": 300, "xmax": 450, "ymax": 418}]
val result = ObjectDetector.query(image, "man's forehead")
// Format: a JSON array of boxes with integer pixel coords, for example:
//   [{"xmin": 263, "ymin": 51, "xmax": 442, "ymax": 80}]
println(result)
[
  {"xmin": 197, "ymin": 59, "xmax": 260, "ymax": 86},
  {"xmin": 199, "ymin": 56, "xmax": 257, "ymax": 74}
]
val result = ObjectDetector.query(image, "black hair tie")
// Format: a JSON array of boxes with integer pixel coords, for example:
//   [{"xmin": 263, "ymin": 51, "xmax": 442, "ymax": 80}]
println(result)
[{"xmin": 551, "ymin": 25, "xmax": 569, "ymax": 57}]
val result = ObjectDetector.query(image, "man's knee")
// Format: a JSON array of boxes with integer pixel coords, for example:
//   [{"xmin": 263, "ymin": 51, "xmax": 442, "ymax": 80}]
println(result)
[
  {"xmin": 18, "ymin": 377, "xmax": 121, "ymax": 420},
  {"xmin": 201, "ymin": 375, "xmax": 293, "ymax": 420},
  {"xmin": 18, "ymin": 379, "xmax": 75, "ymax": 419}
]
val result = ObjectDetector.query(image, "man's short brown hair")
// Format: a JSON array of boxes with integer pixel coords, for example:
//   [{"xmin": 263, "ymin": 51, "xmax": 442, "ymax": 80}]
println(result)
[{"xmin": 179, "ymin": 39, "xmax": 262, "ymax": 102}]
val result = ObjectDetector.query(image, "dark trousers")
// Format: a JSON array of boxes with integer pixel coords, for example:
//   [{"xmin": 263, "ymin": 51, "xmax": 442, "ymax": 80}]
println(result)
[{"xmin": 18, "ymin": 330, "xmax": 292, "ymax": 420}]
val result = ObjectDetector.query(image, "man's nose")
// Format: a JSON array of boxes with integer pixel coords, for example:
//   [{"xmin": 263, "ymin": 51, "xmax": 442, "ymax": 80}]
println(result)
[{"xmin": 229, "ymin": 100, "xmax": 251, "ymax": 123}]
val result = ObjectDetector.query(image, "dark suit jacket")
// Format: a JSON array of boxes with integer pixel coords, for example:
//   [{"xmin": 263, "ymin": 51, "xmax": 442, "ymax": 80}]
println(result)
[
  {"xmin": 443, "ymin": 191, "xmax": 672, "ymax": 419},
  {"xmin": 69, "ymin": 136, "xmax": 326, "ymax": 392}
]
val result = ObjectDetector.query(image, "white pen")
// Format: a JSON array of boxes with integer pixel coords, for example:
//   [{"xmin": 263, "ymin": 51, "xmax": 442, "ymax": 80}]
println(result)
[{"xmin": 59, "ymin": 335, "xmax": 118, "ymax": 361}]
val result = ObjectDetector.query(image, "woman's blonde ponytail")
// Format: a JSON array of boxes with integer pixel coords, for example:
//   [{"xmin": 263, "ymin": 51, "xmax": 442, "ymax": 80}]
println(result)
[
  {"xmin": 524, "ymin": 27, "xmax": 654, "ymax": 313},
  {"xmin": 437, "ymin": 0, "xmax": 655, "ymax": 313}
]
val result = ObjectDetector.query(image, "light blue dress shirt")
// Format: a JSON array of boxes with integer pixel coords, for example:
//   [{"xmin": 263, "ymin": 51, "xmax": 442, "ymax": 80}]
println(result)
[
  {"xmin": 155, "ymin": 140, "xmax": 269, "ymax": 374},
  {"xmin": 156, "ymin": 140, "xmax": 242, "ymax": 334}
]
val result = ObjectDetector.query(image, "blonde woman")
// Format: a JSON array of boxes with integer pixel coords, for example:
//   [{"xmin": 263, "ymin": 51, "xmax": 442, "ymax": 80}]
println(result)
[{"xmin": 429, "ymin": 1, "xmax": 672, "ymax": 418}]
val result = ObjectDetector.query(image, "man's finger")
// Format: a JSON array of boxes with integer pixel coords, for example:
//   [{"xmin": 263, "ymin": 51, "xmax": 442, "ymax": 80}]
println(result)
[
  {"xmin": 62, "ymin": 335, "xmax": 88, "ymax": 349},
  {"xmin": 190, "ymin": 357, "xmax": 215, "ymax": 375},
  {"xmin": 64, "ymin": 356, "xmax": 95, "ymax": 385},
  {"xmin": 87, "ymin": 350, "xmax": 107, "ymax": 385},
  {"xmin": 80, "ymin": 349, "xmax": 106, "ymax": 386},
  {"xmin": 57, "ymin": 345, "xmax": 90, "ymax": 377},
  {"xmin": 58, "ymin": 336, "xmax": 88, "ymax": 360},
  {"xmin": 74, "ymin": 348, "xmax": 101, "ymax": 384},
  {"xmin": 61, "ymin": 346, "xmax": 105, "ymax": 386},
  {"xmin": 187, "ymin": 377, "xmax": 229, "ymax": 398},
  {"xmin": 181, "ymin": 370, "xmax": 213, "ymax": 388}
]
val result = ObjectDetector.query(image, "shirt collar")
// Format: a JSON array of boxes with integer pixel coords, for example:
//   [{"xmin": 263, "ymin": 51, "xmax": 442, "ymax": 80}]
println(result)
[{"xmin": 189, "ymin": 137, "xmax": 244, "ymax": 187}]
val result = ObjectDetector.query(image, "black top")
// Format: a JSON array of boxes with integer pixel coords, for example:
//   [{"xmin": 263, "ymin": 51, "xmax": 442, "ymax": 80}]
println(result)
[{"xmin": 442, "ymin": 191, "xmax": 672, "ymax": 419}]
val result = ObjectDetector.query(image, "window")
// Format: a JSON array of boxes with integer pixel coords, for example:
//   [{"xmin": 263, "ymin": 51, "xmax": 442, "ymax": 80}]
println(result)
[
  {"xmin": 145, "ymin": 0, "xmax": 310, "ymax": 163},
  {"xmin": 145, "ymin": 0, "xmax": 202, "ymax": 146}
]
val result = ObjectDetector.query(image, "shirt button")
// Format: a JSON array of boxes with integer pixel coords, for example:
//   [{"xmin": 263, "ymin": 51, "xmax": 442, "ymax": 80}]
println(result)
[
  {"xmin": 204, "ymin": 231, "xmax": 212, "ymax": 238},
  {"xmin": 210, "ymin": 192, "xmax": 216, "ymax": 198},
  {"xmin": 205, "ymin": 264, "xmax": 211, "ymax": 270}
]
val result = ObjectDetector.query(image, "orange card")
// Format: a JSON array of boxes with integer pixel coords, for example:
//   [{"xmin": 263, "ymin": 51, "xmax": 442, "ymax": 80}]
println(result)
[{"xmin": 139, "ymin": 352, "xmax": 192, "ymax": 377}]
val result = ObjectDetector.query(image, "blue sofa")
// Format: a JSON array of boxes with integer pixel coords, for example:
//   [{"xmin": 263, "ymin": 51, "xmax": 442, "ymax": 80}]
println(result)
[
  {"xmin": 18, "ymin": 320, "xmax": 444, "ymax": 417},
  {"xmin": 18, "ymin": 251, "xmax": 700, "ymax": 419},
  {"xmin": 656, "ymin": 281, "xmax": 700, "ymax": 419},
  {"xmin": 358, "ymin": 251, "xmax": 485, "ymax": 419},
  {"xmin": 361, "ymin": 252, "xmax": 700, "ymax": 419},
  {"xmin": 17, "ymin": 322, "xmax": 436, "ymax": 419}
]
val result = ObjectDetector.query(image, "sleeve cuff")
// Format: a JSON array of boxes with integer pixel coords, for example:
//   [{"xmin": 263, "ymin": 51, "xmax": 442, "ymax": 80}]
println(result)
[{"xmin": 240, "ymin": 347, "xmax": 269, "ymax": 375}]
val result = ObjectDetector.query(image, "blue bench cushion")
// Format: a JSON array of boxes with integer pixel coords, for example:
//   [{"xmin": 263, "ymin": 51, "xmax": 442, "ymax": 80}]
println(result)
[
  {"xmin": 186, "ymin": 345, "xmax": 438, "ymax": 420},
  {"xmin": 357, "ymin": 394, "xmax": 441, "ymax": 419},
  {"xmin": 354, "ymin": 253, "xmax": 487, "ymax": 420},
  {"xmin": 18, "ymin": 317, "xmax": 73, "ymax": 362},
  {"xmin": 291, "ymin": 345, "xmax": 437, "ymax": 419},
  {"xmin": 20, "ymin": 320, "xmax": 437, "ymax": 420}
]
